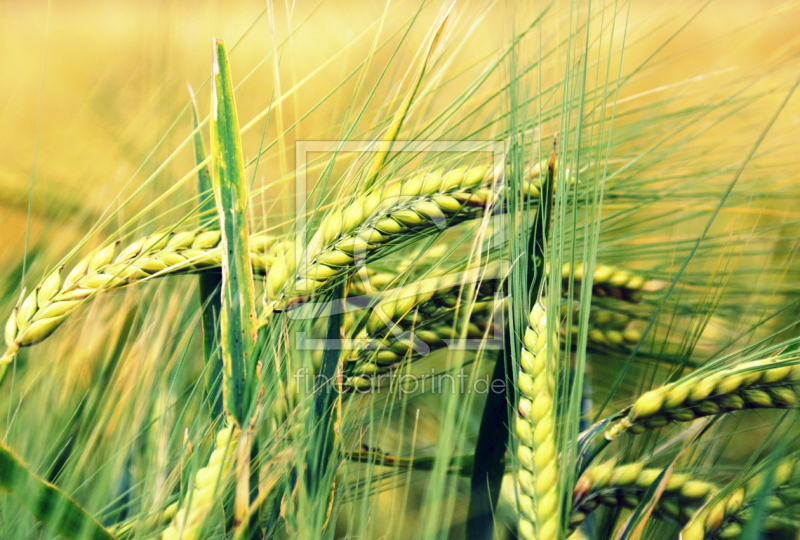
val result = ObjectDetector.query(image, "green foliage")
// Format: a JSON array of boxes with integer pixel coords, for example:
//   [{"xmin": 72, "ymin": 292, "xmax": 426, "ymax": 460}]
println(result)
[
  {"xmin": 1, "ymin": 2, "xmax": 799, "ymax": 540},
  {"xmin": 0, "ymin": 441, "xmax": 117, "ymax": 540},
  {"xmin": 210, "ymin": 39, "xmax": 258, "ymax": 428}
]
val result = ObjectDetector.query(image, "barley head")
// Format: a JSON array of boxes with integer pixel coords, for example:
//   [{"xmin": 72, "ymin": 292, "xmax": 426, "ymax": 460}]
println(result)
[
  {"xmin": 516, "ymin": 302, "xmax": 561, "ymax": 540},
  {"xmin": 2, "ymin": 229, "xmax": 278, "ymax": 361},
  {"xmin": 605, "ymin": 359, "xmax": 800, "ymax": 440},
  {"xmin": 161, "ymin": 424, "xmax": 240, "ymax": 540}
]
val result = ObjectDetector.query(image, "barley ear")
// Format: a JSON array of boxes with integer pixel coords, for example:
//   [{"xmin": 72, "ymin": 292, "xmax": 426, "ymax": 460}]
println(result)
[
  {"xmin": 260, "ymin": 161, "xmax": 543, "ymax": 318},
  {"xmin": 680, "ymin": 454, "xmax": 800, "ymax": 540},
  {"xmin": 0, "ymin": 344, "xmax": 18, "ymax": 366},
  {"xmin": 570, "ymin": 460, "xmax": 716, "ymax": 530},
  {"xmin": 161, "ymin": 425, "xmax": 240, "ymax": 540},
  {"xmin": 605, "ymin": 359, "xmax": 800, "ymax": 440},
  {"xmin": 516, "ymin": 302, "xmax": 561, "ymax": 540},
  {"xmin": 560, "ymin": 262, "xmax": 655, "ymax": 302},
  {"xmin": 344, "ymin": 262, "xmax": 506, "ymax": 387}
]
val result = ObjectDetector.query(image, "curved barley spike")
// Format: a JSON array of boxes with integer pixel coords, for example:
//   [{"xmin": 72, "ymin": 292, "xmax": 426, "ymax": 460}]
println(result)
[
  {"xmin": 344, "ymin": 299, "xmax": 501, "ymax": 390},
  {"xmin": 354, "ymin": 258, "xmax": 654, "ymax": 304},
  {"xmin": 681, "ymin": 455, "xmax": 800, "ymax": 540},
  {"xmin": 516, "ymin": 302, "xmax": 561, "ymax": 540},
  {"xmin": 342, "ymin": 262, "xmax": 506, "ymax": 387},
  {"xmin": 343, "ymin": 286, "xmax": 644, "ymax": 391},
  {"xmin": 570, "ymin": 460, "xmax": 715, "ymax": 531},
  {"xmin": 161, "ymin": 425, "xmax": 240, "ymax": 540},
  {"xmin": 0, "ymin": 160, "xmax": 546, "ymax": 362},
  {"xmin": 261, "ymin": 162, "xmax": 546, "ymax": 318},
  {"xmin": 1, "ymin": 229, "xmax": 279, "ymax": 362},
  {"xmin": 605, "ymin": 359, "xmax": 800, "ymax": 440},
  {"xmin": 560, "ymin": 302, "xmax": 643, "ymax": 351},
  {"xmin": 559, "ymin": 262, "xmax": 661, "ymax": 303}
]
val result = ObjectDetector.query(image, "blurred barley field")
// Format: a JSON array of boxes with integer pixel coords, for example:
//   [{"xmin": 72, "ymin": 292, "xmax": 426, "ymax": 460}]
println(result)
[
  {"xmin": 2, "ymin": 0, "xmax": 798, "ymax": 258},
  {"xmin": 1, "ymin": 1, "xmax": 800, "ymax": 539}
]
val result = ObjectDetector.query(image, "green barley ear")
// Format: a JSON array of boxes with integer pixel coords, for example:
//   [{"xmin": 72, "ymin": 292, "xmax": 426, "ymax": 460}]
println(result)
[
  {"xmin": 516, "ymin": 302, "xmax": 561, "ymax": 540},
  {"xmin": 570, "ymin": 460, "xmax": 715, "ymax": 531},
  {"xmin": 260, "ymin": 163, "xmax": 529, "ymax": 316},
  {"xmin": 604, "ymin": 359, "xmax": 800, "ymax": 440},
  {"xmin": 561, "ymin": 262, "xmax": 657, "ymax": 303},
  {"xmin": 0, "ymin": 157, "xmax": 542, "ymax": 363},
  {"xmin": 0, "ymin": 229, "xmax": 278, "ymax": 367},
  {"xmin": 160, "ymin": 425, "xmax": 240, "ymax": 540},
  {"xmin": 343, "ymin": 261, "xmax": 506, "ymax": 388},
  {"xmin": 681, "ymin": 454, "xmax": 800, "ymax": 540}
]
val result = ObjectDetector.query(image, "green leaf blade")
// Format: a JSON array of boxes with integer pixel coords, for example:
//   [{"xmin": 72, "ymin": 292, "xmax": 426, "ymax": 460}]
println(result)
[
  {"xmin": 0, "ymin": 441, "xmax": 117, "ymax": 540},
  {"xmin": 210, "ymin": 38, "xmax": 257, "ymax": 427}
]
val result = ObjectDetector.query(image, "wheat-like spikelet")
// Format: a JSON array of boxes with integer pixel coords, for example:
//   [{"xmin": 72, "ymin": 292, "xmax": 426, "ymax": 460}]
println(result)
[
  {"xmin": 559, "ymin": 262, "xmax": 658, "ymax": 303},
  {"xmin": 346, "ymin": 268, "xmax": 398, "ymax": 296},
  {"xmin": 343, "ymin": 273, "xmax": 644, "ymax": 389},
  {"xmin": 161, "ymin": 425, "xmax": 240, "ymax": 540},
  {"xmin": 351, "ymin": 260, "xmax": 653, "ymax": 303},
  {"xmin": 341, "ymin": 261, "xmax": 507, "ymax": 388},
  {"xmin": 4, "ymin": 159, "xmax": 549, "ymax": 358},
  {"xmin": 261, "ymin": 162, "xmax": 545, "ymax": 316},
  {"xmin": 560, "ymin": 302, "xmax": 643, "ymax": 350},
  {"xmin": 570, "ymin": 460, "xmax": 715, "ymax": 531},
  {"xmin": 681, "ymin": 455, "xmax": 800, "ymax": 540},
  {"xmin": 348, "ymin": 244, "xmax": 452, "ymax": 292},
  {"xmin": 605, "ymin": 359, "xmax": 800, "ymax": 440},
  {"xmin": 343, "ymin": 300, "xmax": 499, "ymax": 390},
  {"xmin": 1, "ymin": 229, "xmax": 279, "ymax": 363},
  {"xmin": 516, "ymin": 302, "xmax": 561, "ymax": 540},
  {"xmin": 361, "ymin": 262, "xmax": 507, "ymax": 333}
]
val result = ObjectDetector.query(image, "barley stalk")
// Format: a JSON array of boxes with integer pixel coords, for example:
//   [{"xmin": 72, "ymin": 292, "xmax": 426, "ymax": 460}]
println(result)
[
  {"xmin": 605, "ymin": 359, "xmax": 800, "ymax": 440},
  {"xmin": 515, "ymin": 302, "xmax": 561, "ymax": 540},
  {"xmin": 1, "ymin": 229, "xmax": 278, "ymax": 363},
  {"xmin": 681, "ymin": 455, "xmax": 800, "ymax": 540},
  {"xmin": 570, "ymin": 460, "xmax": 715, "ymax": 531},
  {"xmin": 161, "ymin": 425, "xmax": 240, "ymax": 540}
]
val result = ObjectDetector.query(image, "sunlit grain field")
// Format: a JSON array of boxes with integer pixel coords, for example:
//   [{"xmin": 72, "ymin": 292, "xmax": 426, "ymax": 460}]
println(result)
[{"xmin": 1, "ymin": 1, "xmax": 800, "ymax": 539}]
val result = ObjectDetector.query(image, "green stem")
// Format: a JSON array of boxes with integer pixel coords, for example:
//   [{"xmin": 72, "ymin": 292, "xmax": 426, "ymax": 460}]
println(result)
[{"xmin": 189, "ymin": 85, "xmax": 223, "ymax": 418}]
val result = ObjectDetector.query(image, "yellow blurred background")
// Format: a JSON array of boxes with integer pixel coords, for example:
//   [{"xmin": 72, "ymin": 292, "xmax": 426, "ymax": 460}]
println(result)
[{"xmin": 1, "ymin": 0, "xmax": 798, "ymax": 265}]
